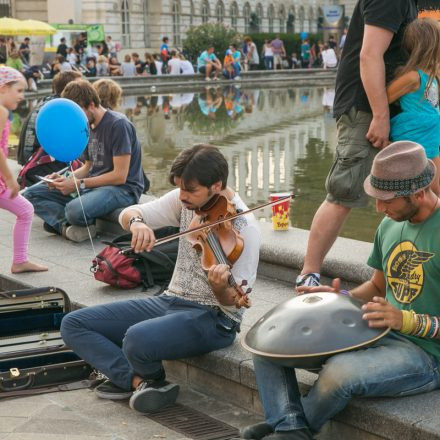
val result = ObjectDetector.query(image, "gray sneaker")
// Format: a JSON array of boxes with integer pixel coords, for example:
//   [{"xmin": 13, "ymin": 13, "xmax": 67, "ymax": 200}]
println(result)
[
  {"xmin": 129, "ymin": 380, "xmax": 179, "ymax": 413},
  {"xmin": 95, "ymin": 380, "xmax": 133, "ymax": 400},
  {"xmin": 65, "ymin": 225, "xmax": 96, "ymax": 242}
]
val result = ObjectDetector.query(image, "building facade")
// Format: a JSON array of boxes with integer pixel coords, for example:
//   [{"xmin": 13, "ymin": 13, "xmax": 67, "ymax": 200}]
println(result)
[{"xmin": 8, "ymin": 0, "xmax": 343, "ymax": 51}]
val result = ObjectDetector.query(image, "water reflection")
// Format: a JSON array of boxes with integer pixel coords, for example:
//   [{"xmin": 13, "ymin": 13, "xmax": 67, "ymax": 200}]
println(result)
[{"xmin": 15, "ymin": 86, "xmax": 383, "ymax": 242}]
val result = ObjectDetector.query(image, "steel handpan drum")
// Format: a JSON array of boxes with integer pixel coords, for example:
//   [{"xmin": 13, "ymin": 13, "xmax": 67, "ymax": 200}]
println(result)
[{"xmin": 242, "ymin": 292, "xmax": 390, "ymax": 370}]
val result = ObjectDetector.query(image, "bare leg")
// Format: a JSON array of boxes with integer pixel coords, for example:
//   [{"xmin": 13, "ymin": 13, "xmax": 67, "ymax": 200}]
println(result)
[
  {"xmin": 430, "ymin": 156, "xmax": 440, "ymax": 196},
  {"xmin": 205, "ymin": 64, "xmax": 212, "ymax": 79},
  {"xmin": 301, "ymin": 201, "xmax": 351, "ymax": 275}
]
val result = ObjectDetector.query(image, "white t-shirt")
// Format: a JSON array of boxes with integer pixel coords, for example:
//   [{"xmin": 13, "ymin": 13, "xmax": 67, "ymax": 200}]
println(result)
[
  {"xmin": 263, "ymin": 45, "xmax": 273, "ymax": 57},
  {"xmin": 322, "ymin": 48, "xmax": 338, "ymax": 68},
  {"xmin": 121, "ymin": 61, "xmax": 136, "ymax": 76},
  {"xmin": 248, "ymin": 42, "xmax": 259, "ymax": 65},
  {"xmin": 180, "ymin": 60, "xmax": 195, "ymax": 74},
  {"xmin": 60, "ymin": 61, "xmax": 72, "ymax": 72},
  {"xmin": 67, "ymin": 53, "xmax": 77, "ymax": 65},
  {"xmin": 155, "ymin": 60, "xmax": 163, "ymax": 75},
  {"xmin": 168, "ymin": 58, "xmax": 181, "ymax": 75}
]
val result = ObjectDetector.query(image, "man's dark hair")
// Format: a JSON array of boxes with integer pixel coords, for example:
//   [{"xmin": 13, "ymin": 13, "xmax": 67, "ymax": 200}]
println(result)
[
  {"xmin": 24, "ymin": 37, "xmax": 30, "ymax": 42},
  {"xmin": 163, "ymin": 36, "xmax": 169, "ymax": 43},
  {"xmin": 169, "ymin": 144, "xmax": 228, "ymax": 189},
  {"xmin": 61, "ymin": 79, "xmax": 101, "ymax": 108},
  {"xmin": 52, "ymin": 70, "xmax": 82, "ymax": 95},
  {"xmin": 60, "ymin": 37, "xmax": 66, "ymax": 43}
]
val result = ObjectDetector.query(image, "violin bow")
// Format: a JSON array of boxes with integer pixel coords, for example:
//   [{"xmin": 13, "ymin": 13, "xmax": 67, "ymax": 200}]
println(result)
[{"xmin": 119, "ymin": 194, "xmax": 294, "ymax": 254}]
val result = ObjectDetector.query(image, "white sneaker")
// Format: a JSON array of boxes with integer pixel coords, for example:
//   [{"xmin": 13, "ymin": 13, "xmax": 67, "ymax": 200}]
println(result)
[
  {"xmin": 65, "ymin": 225, "xmax": 96, "ymax": 243},
  {"xmin": 205, "ymin": 77, "xmax": 211, "ymax": 81},
  {"xmin": 234, "ymin": 76, "xmax": 241, "ymax": 80}
]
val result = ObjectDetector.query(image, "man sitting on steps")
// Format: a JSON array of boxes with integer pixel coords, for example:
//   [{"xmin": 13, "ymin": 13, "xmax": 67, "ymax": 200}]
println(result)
[
  {"xmin": 23, "ymin": 80, "xmax": 144, "ymax": 242},
  {"xmin": 240, "ymin": 141, "xmax": 440, "ymax": 440},
  {"xmin": 61, "ymin": 144, "xmax": 261, "ymax": 413}
]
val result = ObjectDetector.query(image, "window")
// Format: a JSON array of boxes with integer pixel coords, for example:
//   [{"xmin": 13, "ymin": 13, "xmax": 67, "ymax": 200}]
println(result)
[
  {"xmin": 172, "ymin": 0, "xmax": 181, "ymax": 46},
  {"xmin": 268, "ymin": 4, "xmax": 275, "ymax": 33},
  {"xmin": 298, "ymin": 6, "xmax": 305, "ymax": 33},
  {"xmin": 256, "ymin": 3, "xmax": 263, "ymax": 32},
  {"xmin": 190, "ymin": 1, "xmax": 194, "ymax": 26},
  {"xmin": 121, "ymin": 0, "xmax": 130, "ymax": 47},
  {"xmin": 0, "ymin": 0, "xmax": 10, "ymax": 17},
  {"xmin": 243, "ymin": 3, "xmax": 251, "ymax": 33},
  {"xmin": 216, "ymin": 1, "xmax": 224, "ymax": 23},
  {"xmin": 230, "ymin": 2, "xmax": 239, "ymax": 30},
  {"xmin": 143, "ymin": 0, "xmax": 149, "ymax": 47},
  {"xmin": 287, "ymin": 7, "xmax": 295, "ymax": 33},
  {"xmin": 201, "ymin": 0, "xmax": 210, "ymax": 24},
  {"xmin": 308, "ymin": 7, "xmax": 314, "ymax": 33},
  {"xmin": 278, "ymin": 6, "xmax": 286, "ymax": 33}
]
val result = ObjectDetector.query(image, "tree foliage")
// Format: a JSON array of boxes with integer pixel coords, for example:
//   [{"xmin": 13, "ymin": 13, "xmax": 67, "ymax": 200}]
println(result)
[{"xmin": 183, "ymin": 23, "xmax": 242, "ymax": 64}]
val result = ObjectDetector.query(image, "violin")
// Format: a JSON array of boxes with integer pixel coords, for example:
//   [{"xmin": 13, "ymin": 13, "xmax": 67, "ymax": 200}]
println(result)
[{"xmin": 186, "ymin": 194, "xmax": 251, "ymax": 309}]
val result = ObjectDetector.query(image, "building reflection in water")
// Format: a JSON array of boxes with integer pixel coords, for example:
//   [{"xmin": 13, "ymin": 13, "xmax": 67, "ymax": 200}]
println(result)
[{"xmin": 13, "ymin": 85, "xmax": 381, "ymax": 242}]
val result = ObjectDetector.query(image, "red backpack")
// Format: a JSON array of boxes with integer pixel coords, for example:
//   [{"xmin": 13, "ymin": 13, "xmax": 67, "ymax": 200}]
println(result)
[{"xmin": 17, "ymin": 147, "xmax": 82, "ymax": 189}]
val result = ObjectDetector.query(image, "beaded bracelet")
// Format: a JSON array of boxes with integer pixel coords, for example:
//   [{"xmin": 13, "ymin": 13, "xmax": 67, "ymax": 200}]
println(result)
[{"xmin": 400, "ymin": 312, "xmax": 440, "ymax": 339}]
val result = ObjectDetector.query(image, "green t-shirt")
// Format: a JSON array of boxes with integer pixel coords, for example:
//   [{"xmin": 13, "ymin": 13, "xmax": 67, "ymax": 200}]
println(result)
[{"xmin": 367, "ymin": 209, "xmax": 440, "ymax": 365}]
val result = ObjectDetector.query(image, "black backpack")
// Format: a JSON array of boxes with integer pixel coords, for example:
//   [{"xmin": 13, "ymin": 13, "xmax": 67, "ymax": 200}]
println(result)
[{"xmin": 92, "ymin": 226, "xmax": 179, "ymax": 292}]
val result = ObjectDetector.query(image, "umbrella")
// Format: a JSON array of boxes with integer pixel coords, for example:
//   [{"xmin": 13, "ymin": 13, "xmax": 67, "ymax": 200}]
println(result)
[
  {"xmin": 19, "ymin": 19, "xmax": 56, "ymax": 36},
  {"xmin": 0, "ymin": 17, "xmax": 23, "ymax": 36}
]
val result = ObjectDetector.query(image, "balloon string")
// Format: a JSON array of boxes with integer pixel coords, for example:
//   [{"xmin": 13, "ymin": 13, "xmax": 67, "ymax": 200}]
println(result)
[{"xmin": 70, "ymin": 163, "xmax": 98, "ymax": 260}]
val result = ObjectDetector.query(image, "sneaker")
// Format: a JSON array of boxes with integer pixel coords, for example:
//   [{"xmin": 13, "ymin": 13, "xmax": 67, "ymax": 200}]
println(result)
[
  {"xmin": 234, "ymin": 76, "xmax": 241, "ymax": 80},
  {"xmin": 295, "ymin": 273, "xmax": 321, "ymax": 288},
  {"xmin": 205, "ymin": 77, "xmax": 211, "ymax": 81},
  {"xmin": 95, "ymin": 380, "xmax": 133, "ymax": 400},
  {"xmin": 213, "ymin": 76, "xmax": 219, "ymax": 81},
  {"xmin": 129, "ymin": 379, "xmax": 180, "ymax": 413},
  {"xmin": 65, "ymin": 225, "xmax": 96, "ymax": 243},
  {"xmin": 240, "ymin": 422, "xmax": 273, "ymax": 439},
  {"xmin": 43, "ymin": 222, "xmax": 59, "ymax": 235}
]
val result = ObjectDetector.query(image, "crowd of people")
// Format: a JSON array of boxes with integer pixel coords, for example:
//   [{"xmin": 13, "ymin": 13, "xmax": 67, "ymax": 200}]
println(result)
[{"xmin": 0, "ymin": 31, "xmax": 343, "ymax": 90}]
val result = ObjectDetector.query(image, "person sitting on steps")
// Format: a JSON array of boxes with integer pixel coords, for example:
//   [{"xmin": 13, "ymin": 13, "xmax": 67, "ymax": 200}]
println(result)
[{"xmin": 23, "ymin": 80, "xmax": 144, "ymax": 243}]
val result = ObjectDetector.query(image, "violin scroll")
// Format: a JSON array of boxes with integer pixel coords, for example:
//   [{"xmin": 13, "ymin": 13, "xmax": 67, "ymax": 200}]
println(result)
[{"xmin": 232, "ymin": 280, "xmax": 252, "ymax": 309}]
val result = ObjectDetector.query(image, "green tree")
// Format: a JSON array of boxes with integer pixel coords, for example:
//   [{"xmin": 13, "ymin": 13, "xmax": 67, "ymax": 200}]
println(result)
[{"xmin": 183, "ymin": 23, "xmax": 242, "ymax": 64}]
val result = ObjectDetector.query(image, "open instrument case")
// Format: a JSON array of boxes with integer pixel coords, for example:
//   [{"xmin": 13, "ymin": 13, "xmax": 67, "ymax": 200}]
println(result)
[{"xmin": 0, "ymin": 287, "xmax": 93, "ymax": 398}]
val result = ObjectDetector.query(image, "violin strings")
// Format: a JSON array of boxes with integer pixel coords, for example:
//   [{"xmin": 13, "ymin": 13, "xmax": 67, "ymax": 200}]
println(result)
[{"xmin": 206, "ymin": 230, "xmax": 237, "ymax": 287}]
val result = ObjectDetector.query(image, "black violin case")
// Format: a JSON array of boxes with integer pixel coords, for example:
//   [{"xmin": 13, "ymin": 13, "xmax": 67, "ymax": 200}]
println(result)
[{"xmin": 0, "ymin": 287, "xmax": 93, "ymax": 398}]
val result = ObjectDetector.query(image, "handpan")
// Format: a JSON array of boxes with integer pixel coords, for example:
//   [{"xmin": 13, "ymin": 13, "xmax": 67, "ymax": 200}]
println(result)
[{"xmin": 242, "ymin": 292, "xmax": 390, "ymax": 370}]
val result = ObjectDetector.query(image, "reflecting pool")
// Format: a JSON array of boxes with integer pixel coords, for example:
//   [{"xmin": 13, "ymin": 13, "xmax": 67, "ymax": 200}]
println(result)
[{"xmin": 15, "ymin": 85, "xmax": 384, "ymax": 243}]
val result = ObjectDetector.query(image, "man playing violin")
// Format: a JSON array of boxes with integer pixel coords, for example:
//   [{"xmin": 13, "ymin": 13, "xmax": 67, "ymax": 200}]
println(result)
[{"xmin": 61, "ymin": 144, "xmax": 261, "ymax": 414}]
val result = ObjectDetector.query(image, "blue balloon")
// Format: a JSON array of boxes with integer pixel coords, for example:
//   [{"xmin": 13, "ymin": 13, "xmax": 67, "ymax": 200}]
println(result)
[
  {"xmin": 300, "ymin": 31, "xmax": 308, "ymax": 41},
  {"xmin": 36, "ymin": 98, "xmax": 89, "ymax": 162}
]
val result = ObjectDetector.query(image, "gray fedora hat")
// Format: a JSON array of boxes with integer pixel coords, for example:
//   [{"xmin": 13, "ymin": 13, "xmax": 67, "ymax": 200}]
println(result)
[{"xmin": 364, "ymin": 141, "xmax": 436, "ymax": 200}]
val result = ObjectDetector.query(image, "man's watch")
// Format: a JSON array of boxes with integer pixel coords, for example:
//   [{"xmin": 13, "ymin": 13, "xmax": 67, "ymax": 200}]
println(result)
[
  {"xmin": 79, "ymin": 179, "xmax": 86, "ymax": 190},
  {"xmin": 129, "ymin": 215, "xmax": 145, "ymax": 228}
]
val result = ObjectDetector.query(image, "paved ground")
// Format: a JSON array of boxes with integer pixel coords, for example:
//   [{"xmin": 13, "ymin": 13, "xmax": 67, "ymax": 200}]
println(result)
[{"xmin": 0, "ymin": 385, "xmax": 261, "ymax": 440}]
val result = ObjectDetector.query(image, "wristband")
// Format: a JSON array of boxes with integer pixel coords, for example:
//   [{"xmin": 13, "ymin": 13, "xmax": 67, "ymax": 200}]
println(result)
[
  {"xmin": 129, "ymin": 215, "xmax": 144, "ymax": 228},
  {"xmin": 339, "ymin": 289, "xmax": 351, "ymax": 297}
]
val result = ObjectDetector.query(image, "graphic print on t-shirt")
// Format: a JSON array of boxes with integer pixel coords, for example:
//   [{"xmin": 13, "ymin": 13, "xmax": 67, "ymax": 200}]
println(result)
[
  {"xmin": 88, "ymin": 137, "xmax": 105, "ymax": 171},
  {"xmin": 386, "ymin": 241, "xmax": 434, "ymax": 304}
]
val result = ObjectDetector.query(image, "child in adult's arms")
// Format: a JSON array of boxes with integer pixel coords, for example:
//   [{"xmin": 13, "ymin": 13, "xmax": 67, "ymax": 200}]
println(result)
[
  {"xmin": 0, "ymin": 67, "xmax": 47, "ymax": 273},
  {"xmin": 387, "ymin": 18, "xmax": 440, "ymax": 194}
]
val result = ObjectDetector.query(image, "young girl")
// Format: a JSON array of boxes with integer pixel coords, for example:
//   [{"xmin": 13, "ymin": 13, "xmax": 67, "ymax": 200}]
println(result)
[
  {"xmin": 387, "ymin": 18, "xmax": 440, "ymax": 193},
  {"xmin": 0, "ymin": 67, "xmax": 47, "ymax": 273}
]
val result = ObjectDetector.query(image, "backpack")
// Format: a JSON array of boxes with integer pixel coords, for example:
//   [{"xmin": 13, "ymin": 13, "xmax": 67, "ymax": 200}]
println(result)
[
  {"xmin": 17, "ymin": 147, "xmax": 82, "ymax": 189},
  {"xmin": 91, "ymin": 226, "xmax": 179, "ymax": 291}
]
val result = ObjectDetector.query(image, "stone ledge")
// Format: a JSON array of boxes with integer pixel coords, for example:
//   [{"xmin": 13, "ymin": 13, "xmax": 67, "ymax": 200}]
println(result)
[{"xmin": 26, "ymin": 69, "xmax": 337, "ymax": 97}]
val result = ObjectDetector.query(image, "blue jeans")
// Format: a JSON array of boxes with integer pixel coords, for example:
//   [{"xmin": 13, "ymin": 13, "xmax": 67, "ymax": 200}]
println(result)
[
  {"xmin": 60, "ymin": 295, "xmax": 237, "ymax": 390},
  {"xmin": 253, "ymin": 332, "xmax": 440, "ymax": 433},
  {"xmin": 264, "ymin": 56, "xmax": 274, "ymax": 70},
  {"xmin": 23, "ymin": 184, "xmax": 137, "ymax": 232}
]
